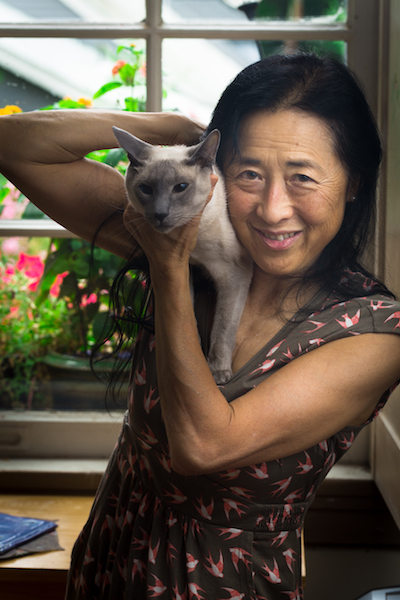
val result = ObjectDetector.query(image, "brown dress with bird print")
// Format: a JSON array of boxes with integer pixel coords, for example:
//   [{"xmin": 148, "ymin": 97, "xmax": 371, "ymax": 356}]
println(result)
[{"xmin": 66, "ymin": 270, "xmax": 400, "ymax": 600}]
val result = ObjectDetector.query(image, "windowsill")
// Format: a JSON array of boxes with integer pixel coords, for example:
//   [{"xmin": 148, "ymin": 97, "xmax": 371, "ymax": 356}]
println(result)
[
  {"xmin": 0, "ymin": 457, "xmax": 372, "ymax": 494},
  {"xmin": 0, "ymin": 458, "xmax": 108, "ymax": 492}
]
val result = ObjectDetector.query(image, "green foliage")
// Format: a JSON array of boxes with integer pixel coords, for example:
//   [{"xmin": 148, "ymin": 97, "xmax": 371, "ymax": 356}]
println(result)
[
  {"xmin": 0, "ymin": 254, "xmax": 74, "ymax": 408},
  {"xmin": 36, "ymin": 237, "xmax": 125, "ymax": 354},
  {"xmin": 93, "ymin": 43, "xmax": 146, "ymax": 112},
  {"xmin": 255, "ymin": 0, "xmax": 347, "ymax": 60}
]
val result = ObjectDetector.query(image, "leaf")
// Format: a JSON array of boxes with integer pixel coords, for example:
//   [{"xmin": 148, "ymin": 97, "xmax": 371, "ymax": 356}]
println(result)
[
  {"xmin": 93, "ymin": 82, "xmax": 122, "ymax": 99},
  {"xmin": 102, "ymin": 148, "xmax": 127, "ymax": 167},
  {"xmin": 0, "ymin": 188, "xmax": 9, "ymax": 204},
  {"xmin": 92, "ymin": 311, "xmax": 114, "ymax": 342},
  {"xmin": 22, "ymin": 202, "xmax": 48, "ymax": 219}
]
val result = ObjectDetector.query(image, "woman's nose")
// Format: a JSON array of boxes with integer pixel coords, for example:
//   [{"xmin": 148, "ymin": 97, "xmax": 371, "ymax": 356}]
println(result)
[{"xmin": 256, "ymin": 180, "xmax": 294, "ymax": 224}]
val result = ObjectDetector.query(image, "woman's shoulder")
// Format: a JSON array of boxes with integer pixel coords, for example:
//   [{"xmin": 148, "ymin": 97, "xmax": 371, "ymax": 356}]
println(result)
[{"xmin": 311, "ymin": 269, "xmax": 400, "ymax": 336}]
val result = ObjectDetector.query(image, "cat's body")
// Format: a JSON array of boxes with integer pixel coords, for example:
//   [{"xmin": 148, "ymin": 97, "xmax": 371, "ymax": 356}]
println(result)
[{"xmin": 113, "ymin": 127, "xmax": 253, "ymax": 384}]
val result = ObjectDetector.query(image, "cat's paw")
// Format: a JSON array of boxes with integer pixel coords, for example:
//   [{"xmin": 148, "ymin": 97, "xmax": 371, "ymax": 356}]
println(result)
[{"xmin": 208, "ymin": 360, "xmax": 233, "ymax": 385}]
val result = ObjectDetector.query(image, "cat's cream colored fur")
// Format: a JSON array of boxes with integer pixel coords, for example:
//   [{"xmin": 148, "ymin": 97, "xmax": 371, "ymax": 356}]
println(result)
[{"xmin": 113, "ymin": 127, "xmax": 253, "ymax": 384}]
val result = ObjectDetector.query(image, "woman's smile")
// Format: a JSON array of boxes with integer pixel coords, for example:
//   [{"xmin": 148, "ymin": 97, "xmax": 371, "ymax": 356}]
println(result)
[
  {"xmin": 225, "ymin": 108, "xmax": 352, "ymax": 281},
  {"xmin": 253, "ymin": 227, "xmax": 301, "ymax": 250}
]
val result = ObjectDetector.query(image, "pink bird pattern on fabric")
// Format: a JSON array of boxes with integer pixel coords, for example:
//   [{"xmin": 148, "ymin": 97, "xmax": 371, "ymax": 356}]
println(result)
[{"xmin": 67, "ymin": 271, "xmax": 400, "ymax": 600}]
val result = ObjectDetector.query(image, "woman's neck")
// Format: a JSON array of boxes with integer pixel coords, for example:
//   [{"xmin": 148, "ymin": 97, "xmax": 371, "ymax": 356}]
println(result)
[{"xmin": 247, "ymin": 266, "xmax": 320, "ymax": 320}]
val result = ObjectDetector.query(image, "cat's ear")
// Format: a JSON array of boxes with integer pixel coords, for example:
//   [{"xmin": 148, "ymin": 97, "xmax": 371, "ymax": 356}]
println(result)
[
  {"xmin": 112, "ymin": 126, "xmax": 152, "ymax": 166},
  {"xmin": 187, "ymin": 129, "xmax": 221, "ymax": 169}
]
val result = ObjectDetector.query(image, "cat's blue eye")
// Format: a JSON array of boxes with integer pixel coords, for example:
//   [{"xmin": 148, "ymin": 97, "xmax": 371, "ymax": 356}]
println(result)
[
  {"xmin": 139, "ymin": 184, "xmax": 153, "ymax": 195},
  {"xmin": 173, "ymin": 182, "xmax": 189, "ymax": 193}
]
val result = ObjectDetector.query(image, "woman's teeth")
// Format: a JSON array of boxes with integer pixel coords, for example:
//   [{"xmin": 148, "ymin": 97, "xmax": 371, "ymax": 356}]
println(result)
[{"xmin": 264, "ymin": 232, "xmax": 296, "ymax": 241}]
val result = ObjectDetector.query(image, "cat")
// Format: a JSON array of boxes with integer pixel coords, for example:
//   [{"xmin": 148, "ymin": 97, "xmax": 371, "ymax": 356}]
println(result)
[{"xmin": 113, "ymin": 126, "xmax": 253, "ymax": 384}]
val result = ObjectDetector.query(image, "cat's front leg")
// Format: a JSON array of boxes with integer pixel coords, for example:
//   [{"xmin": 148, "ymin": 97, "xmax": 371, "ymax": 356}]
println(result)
[{"xmin": 207, "ymin": 266, "xmax": 252, "ymax": 385}]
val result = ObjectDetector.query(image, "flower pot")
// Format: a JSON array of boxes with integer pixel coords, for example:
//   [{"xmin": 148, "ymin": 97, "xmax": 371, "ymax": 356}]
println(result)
[{"xmin": 42, "ymin": 352, "xmax": 129, "ymax": 411}]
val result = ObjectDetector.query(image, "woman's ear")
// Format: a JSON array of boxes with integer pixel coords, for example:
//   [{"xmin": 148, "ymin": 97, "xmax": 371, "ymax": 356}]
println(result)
[{"xmin": 347, "ymin": 174, "xmax": 360, "ymax": 203}]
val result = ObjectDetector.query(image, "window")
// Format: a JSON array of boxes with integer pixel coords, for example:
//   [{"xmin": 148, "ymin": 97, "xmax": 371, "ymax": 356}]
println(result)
[{"xmin": 0, "ymin": 0, "xmax": 383, "ymax": 471}]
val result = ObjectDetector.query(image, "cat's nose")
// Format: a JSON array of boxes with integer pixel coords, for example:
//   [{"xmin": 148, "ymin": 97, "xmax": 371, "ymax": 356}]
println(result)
[{"xmin": 154, "ymin": 212, "xmax": 168, "ymax": 224}]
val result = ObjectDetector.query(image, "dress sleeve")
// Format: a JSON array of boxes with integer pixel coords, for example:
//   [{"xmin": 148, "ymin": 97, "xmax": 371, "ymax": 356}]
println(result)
[{"xmin": 326, "ymin": 295, "xmax": 400, "ymax": 424}]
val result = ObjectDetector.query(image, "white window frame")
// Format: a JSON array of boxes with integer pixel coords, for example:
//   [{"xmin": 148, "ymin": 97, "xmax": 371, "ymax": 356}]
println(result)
[{"xmin": 0, "ymin": 0, "xmax": 380, "ymax": 468}]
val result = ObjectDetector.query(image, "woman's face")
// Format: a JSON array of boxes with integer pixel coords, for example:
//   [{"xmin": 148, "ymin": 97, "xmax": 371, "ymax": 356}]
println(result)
[{"xmin": 224, "ymin": 109, "xmax": 351, "ymax": 280}]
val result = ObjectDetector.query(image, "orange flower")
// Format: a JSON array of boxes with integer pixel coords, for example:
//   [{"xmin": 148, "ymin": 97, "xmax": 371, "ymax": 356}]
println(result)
[
  {"xmin": 0, "ymin": 105, "xmax": 22, "ymax": 115},
  {"xmin": 78, "ymin": 97, "xmax": 93, "ymax": 108},
  {"xmin": 112, "ymin": 59, "xmax": 127, "ymax": 76}
]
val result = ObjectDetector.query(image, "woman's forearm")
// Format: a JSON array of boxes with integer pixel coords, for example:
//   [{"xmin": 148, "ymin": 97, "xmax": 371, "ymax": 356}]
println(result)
[
  {"xmin": 151, "ymin": 266, "xmax": 233, "ymax": 475},
  {"xmin": 0, "ymin": 109, "xmax": 204, "ymax": 166}
]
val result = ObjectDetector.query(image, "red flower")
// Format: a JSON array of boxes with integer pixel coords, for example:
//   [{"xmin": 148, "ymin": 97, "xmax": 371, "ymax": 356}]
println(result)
[
  {"xmin": 112, "ymin": 60, "xmax": 126, "ymax": 76},
  {"xmin": 49, "ymin": 271, "xmax": 69, "ymax": 298}
]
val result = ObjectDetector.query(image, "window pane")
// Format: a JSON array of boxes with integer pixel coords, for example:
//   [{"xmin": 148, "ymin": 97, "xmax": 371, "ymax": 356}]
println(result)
[
  {"xmin": 162, "ymin": 38, "xmax": 260, "ymax": 122},
  {"xmin": 0, "ymin": 236, "xmax": 130, "ymax": 412},
  {"xmin": 162, "ymin": 38, "xmax": 347, "ymax": 123},
  {"xmin": 162, "ymin": 0, "xmax": 347, "ymax": 23},
  {"xmin": 0, "ymin": 38, "xmax": 146, "ymax": 115},
  {"xmin": 0, "ymin": 0, "xmax": 145, "ymax": 24},
  {"xmin": 252, "ymin": 0, "xmax": 347, "ymax": 22},
  {"xmin": 162, "ymin": 0, "xmax": 251, "ymax": 23}
]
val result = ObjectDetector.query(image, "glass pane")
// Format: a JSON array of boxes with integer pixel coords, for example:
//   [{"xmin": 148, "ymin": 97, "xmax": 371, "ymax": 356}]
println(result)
[
  {"xmin": 162, "ymin": 38, "xmax": 260, "ymax": 122},
  {"xmin": 0, "ymin": 38, "xmax": 146, "ymax": 114},
  {"xmin": 0, "ymin": 37, "xmax": 146, "ymax": 220},
  {"xmin": 162, "ymin": 38, "xmax": 347, "ymax": 123},
  {"xmin": 0, "ymin": 236, "xmax": 131, "ymax": 411},
  {"xmin": 162, "ymin": 0, "xmax": 347, "ymax": 24},
  {"xmin": 252, "ymin": 0, "xmax": 347, "ymax": 22},
  {"xmin": 162, "ymin": 0, "xmax": 252, "ymax": 23},
  {"xmin": 0, "ymin": 0, "xmax": 145, "ymax": 24}
]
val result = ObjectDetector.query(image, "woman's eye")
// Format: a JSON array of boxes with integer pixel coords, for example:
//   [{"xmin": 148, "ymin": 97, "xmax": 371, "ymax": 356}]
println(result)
[
  {"xmin": 293, "ymin": 174, "xmax": 313, "ymax": 183},
  {"xmin": 240, "ymin": 170, "xmax": 260, "ymax": 180}
]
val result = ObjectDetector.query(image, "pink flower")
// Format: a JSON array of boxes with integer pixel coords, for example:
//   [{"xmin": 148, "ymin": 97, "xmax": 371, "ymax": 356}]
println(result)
[
  {"xmin": 1, "ymin": 237, "xmax": 22, "ymax": 255},
  {"xmin": 1, "ymin": 265, "xmax": 15, "ymax": 284},
  {"xmin": 16, "ymin": 252, "xmax": 44, "ymax": 280},
  {"xmin": 27, "ymin": 280, "xmax": 39, "ymax": 292},
  {"xmin": 112, "ymin": 59, "xmax": 126, "ymax": 75},
  {"xmin": 49, "ymin": 271, "xmax": 69, "ymax": 298},
  {"xmin": 15, "ymin": 252, "xmax": 45, "ymax": 292},
  {"xmin": 80, "ymin": 293, "xmax": 97, "ymax": 307},
  {"xmin": 6, "ymin": 306, "xmax": 19, "ymax": 318}
]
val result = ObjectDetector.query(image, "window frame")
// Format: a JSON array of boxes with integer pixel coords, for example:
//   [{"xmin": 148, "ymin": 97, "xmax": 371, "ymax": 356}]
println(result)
[{"xmin": 0, "ymin": 0, "xmax": 381, "ymax": 469}]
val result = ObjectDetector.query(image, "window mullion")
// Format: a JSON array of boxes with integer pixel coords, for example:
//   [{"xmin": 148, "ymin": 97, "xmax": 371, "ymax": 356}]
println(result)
[{"xmin": 145, "ymin": 0, "xmax": 163, "ymax": 112}]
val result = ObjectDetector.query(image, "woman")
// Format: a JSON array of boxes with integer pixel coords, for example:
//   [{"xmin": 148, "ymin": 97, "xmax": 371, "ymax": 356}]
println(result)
[{"xmin": 1, "ymin": 53, "xmax": 400, "ymax": 599}]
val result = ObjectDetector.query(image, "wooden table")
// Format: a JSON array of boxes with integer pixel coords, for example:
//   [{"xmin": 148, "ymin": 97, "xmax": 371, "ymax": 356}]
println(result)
[{"xmin": 0, "ymin": 494, "xmax": 94, "ymax": 600}]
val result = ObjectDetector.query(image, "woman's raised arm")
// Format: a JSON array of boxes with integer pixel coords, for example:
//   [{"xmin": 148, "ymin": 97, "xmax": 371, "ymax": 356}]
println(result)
[{"xmin": 0, "ymin": 110, "xmax": 205, "ymax": 258}]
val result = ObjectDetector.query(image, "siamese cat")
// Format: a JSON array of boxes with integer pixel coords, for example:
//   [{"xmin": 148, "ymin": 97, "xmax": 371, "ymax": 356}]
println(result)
[{"xmin": 113, "ymin": 126, "xmax": 253, "ymax": 384}]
